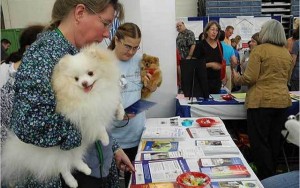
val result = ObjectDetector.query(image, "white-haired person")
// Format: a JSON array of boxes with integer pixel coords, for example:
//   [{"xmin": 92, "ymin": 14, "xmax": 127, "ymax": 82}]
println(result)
[{"xmin": 232, "ymin": 19, "xmax": 293, "ymax": 180}]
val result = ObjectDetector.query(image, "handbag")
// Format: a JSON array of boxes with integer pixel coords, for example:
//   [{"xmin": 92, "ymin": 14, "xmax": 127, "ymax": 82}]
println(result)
[{"xmin": 217, "ymin": 41, "xmax": 226, "ymax": 80}]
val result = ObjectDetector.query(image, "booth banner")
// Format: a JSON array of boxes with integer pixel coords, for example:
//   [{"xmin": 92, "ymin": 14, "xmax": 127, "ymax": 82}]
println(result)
[{"xmin": 219, "ymin": 16, "xmax": 271, "ymax": 41}]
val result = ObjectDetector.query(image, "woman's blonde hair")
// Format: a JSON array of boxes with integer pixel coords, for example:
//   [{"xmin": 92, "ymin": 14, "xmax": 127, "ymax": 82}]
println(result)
[
  {"xmin": 108, "ymin": 22, "xmax": 141, "ymax": 50},
  {"xmin": 259, "ymin": 19, "xmax": 287, "ymax": 46},
  {"xmin": 45, "ymin": 0, "xmax": 124, "ymax": 31},
  {"xmin": 203, "ymin": 21, "xmax": 221, "ymax": 40}
]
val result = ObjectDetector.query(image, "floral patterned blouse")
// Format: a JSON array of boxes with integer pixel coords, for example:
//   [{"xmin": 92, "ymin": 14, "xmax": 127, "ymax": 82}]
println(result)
[{"xmin": 11, "ymin": 30, "xmax": 82, "ymax": 150}]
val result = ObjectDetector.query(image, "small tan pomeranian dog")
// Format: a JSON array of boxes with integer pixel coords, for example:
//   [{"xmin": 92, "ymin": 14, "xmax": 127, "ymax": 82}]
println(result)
[{"xmin": 2, "ymin": 43, "xmax": 124, "ymax": 188}]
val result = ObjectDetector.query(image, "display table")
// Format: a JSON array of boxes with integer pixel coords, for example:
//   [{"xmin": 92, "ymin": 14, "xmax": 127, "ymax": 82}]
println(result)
[
  {"xmin": 130, "ymin": 117, "xmax": 263, "ymax": 187},
  {"xmin": 176, "ymin": 93, "xmax": 299, "ymax": 119}
]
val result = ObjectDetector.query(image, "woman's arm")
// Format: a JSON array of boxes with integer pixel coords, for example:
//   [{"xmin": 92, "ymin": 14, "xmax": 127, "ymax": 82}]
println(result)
[{"xmin": 234, "ymin": 48, "xmax": 261, "ymax": 86}]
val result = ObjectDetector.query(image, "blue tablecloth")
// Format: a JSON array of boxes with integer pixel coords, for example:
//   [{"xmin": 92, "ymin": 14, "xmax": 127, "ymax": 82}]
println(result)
[{"xmin": 176, "ymin": 98, "xmax": 299, "ymax": 119}]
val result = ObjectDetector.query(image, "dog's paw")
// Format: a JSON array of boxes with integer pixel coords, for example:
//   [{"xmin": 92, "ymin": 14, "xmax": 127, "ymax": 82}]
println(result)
[
  {"xmin": 81, "ymin": 166, "xmax": 92, "ymax": 175},
  {"xmin": 67, "ymin": 180, "xmax": 78, "ymax": 188},
  {"xmin": 116, "ymin": 103, "xmax": 125, "ymax": 120},
  {"xmin": 61, "ymin": 171, "xmax": 78, "ymax": 188},
  {"xmin": 75, "ymin": 160, "xmax": 92, "ymax": 175},
  {"xmin": 100, "ymin": 133, "xmax": 109, "ymax": 146}
]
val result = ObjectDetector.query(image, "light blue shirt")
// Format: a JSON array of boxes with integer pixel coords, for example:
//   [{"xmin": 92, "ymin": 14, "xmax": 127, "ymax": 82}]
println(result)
[
  {"xmin": 221, "ymin": 41, "xmax": 235, "ymax": 66},
  {"xmin": 111, "ymin": 55, "xmax": 146, "ymax": 149}
]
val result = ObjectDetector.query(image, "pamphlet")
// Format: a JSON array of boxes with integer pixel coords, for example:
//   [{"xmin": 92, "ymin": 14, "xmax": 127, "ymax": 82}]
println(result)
[
  {"xmin": 146, "ymin": 117, "xmax": 180, "ymax": 127},
  {"xmin": 141, "ymin": 140, "xmax": 179, "ymax": 152},
  {"xmin": 211, "ymin": 180, "xmax": 261, "ymax": 188},
  {"xmin": 141, "ymin": 126, "xmax": 186, "ymax": 140},
  {"xmin": 198, "ymin": 157, "xmax": 244, "ymax": 167},
  {"xmin": 131, "ymin": 157, "xmax": 190, "ymax": 185},
  {"xmin": 195, "ymin": 139, "xmax": 239, "ymax": 155},
  {"xmin": 130, "ymin": 182, "xmax": 179, "ymax": 188},
  {"xmin": 200, "ymin": 164, "xmax": 251, "ymax": 178},
  {"xmin": 186, "ymin": 127, "xmax": 228, "ymax": 138},
  {"xmin": 141, "ymin": 152, "xmax": 181, "ymax": 160}
]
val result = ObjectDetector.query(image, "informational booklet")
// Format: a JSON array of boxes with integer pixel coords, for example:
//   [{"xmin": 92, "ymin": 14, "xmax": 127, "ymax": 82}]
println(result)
[
  {"xmin": 186, "ymin": 127, "xmax": 228, "ymax": 138},
  {"xmin": 131, "ymin": 157, "xmax": 190, "ymax": 185},
  {"xmin": 195, "ymin": 140, "xmax": 239, "ymax": 155},
  {"xmin": 125, "ymin": 99, "xmax": 156, "ymax": 115},
  {"xmin": 130, "ymin": 182, "xmax": 179, "ymax": 188},
  {"xmin": 198, "ymin": 157, "xmax": 244, "ymax": 167},
  {"xmin": 211, "ymin": 180, "xmax": 261, "ymax": 188},
  {"xmin": 146, "ymin": 117, "xmax": 181, "ymax": 127},
  {"xmin": 141, "ymin": 140, "xmax": 179, "ymax": 152},
  {"xmin": 141, "ymin": 126, "xmax": 186, "ymax": 140},
  {"xmin": 141, "ymin": 152, "xmax": 182, "ymax": 160},
  {"xmin": 140, "ymin": 146, "xmax": 204, "ymax": 160},
  {"xmin": 200, "ymin": 164, "xmax": 251, "ymax": 179}
]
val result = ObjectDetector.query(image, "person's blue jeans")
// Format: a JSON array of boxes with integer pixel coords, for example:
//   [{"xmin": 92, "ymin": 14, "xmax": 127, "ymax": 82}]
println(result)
[{"xmin": 261, "ymin": 170, "xmax": 299, "ymax": 188}]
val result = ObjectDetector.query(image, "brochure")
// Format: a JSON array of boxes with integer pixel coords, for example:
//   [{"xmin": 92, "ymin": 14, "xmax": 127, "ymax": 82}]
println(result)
[
  {"xmin": 200, "ymin": 164, "xmax": 251, "ymax": 179},
  {"xmin": 186, "ymin": 127, "xmax": 228, "ymax": 138},
  {"xmin": 141, "ymin": 141, "xmax": 179, "ymax": 152},
  {"xmin": 141, "ymin": 126, "xmax": 186, "ymax": 140},
  {"xmin": 131, "ymin": 157, "xmax": 190, "ymax": 185},
  {"xmin": 130, "ymin": 182, "xmax": 179, "ymax": 188},
  {"xmin": 195, "ymin": 139, "xmax": 240, "ymax": 155},
  {"xmin": 198, "ymin": 157, "xmax": 244, "ymax": 167},
  {"xmin": 141, "ymin": 152, "xmax": 181, "ymax": 160},
  {"xmin": 211, "ymin": 180, "xmax": 261, "ymax": 188}
]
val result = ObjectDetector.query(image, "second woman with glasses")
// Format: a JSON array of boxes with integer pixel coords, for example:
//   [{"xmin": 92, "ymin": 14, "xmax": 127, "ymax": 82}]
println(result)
[{"xmin": 108, "ymin": 22, "xmax": 157, "ymax": 187}]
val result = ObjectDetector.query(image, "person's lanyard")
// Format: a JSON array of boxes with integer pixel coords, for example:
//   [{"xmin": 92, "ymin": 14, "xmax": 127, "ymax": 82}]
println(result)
[
  {"xmin": 55, "ymin": 28, "xmax": 64, "ymax": 37},
  {"xmin": 95, "ymin": 141, "xmax": 104, "ymax": 178}
]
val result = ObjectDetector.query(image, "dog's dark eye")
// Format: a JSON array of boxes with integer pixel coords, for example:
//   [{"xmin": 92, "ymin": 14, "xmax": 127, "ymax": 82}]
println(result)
[
  {"xmin": 75, "ymin": 77, "xmax": 79, "ymax": 81},
  {"xmin": 88, "ymin": 71, "xmax": 94, "ymax": 76}
]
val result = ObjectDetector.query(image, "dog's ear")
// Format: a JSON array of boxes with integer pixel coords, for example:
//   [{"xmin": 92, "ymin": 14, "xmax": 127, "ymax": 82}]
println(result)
[
  {"xmin": 56, "ymin": 54, "xmax": 73, "ymax": 71},
  {"xmin": 154, "ymin": 56, "xmax": 159, "ymax": 65},
  {"xmin": 82, "ymin": 43, "xmax": 116, "ymax": 64}
]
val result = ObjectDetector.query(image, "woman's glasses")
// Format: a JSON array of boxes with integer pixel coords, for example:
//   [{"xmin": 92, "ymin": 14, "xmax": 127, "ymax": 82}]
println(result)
[
  {"xmin": 86, "ymin": 6, "xmax": 113, "ymax": 30},
  {"xmin": 120, "ymin": 40, "xmax": 140, "ymax": 52}
]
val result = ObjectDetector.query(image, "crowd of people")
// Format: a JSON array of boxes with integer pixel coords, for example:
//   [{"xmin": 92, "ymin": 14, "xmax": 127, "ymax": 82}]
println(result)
[
  {"xmin": 176, "ymin": 19, "xmax": 299, "ymax": 182},
  {"xmin": 0, "ymin": 1, "xmax": 299, "ymax": 187}
]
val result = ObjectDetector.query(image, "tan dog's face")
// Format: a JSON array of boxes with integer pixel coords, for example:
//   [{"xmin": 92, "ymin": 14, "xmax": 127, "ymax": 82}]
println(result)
[{"xmin": 141, "ymin": 54, "xmax": 160, "ymax": 74}]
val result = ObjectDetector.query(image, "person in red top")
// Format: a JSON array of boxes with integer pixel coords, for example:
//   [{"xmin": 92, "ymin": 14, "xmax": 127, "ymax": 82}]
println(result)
[{"xmin": 176, "ymin": 48, "xmax": 182, "ymax": 93}]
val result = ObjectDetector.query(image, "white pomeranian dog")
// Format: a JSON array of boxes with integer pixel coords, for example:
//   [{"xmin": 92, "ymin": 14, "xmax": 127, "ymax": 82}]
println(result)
[{"xmin": 2, "ymin": 43, "xmax": 124, "ymax": 188}]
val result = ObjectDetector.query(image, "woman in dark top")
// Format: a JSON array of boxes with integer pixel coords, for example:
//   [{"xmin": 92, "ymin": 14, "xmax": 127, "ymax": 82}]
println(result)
[{"xmin": 193, "ymin": 21, "xmax": 223, "ymax": 94}]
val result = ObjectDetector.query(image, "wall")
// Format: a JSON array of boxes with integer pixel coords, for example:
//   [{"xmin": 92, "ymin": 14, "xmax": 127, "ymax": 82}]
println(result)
[
  {"xmin": 2, "ymin": 0, "xmax": 55, "ymax": 28},
  {"xmin": 120, "ymin": 0, "xmax": 177, "ymax": 118},
  {"xmin": 175, "ymin": 0, "xmax": 198, "ymax": 17}
]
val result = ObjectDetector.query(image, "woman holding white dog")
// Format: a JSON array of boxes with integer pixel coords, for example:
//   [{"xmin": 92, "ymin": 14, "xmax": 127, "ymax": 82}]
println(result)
[
  {"xmin": 6, "ymin": 0, "xmax": 134, "ymax": 187},
  {"xmin": 108, "ymin": 22, "xmax": 157, "ymax": 187}
]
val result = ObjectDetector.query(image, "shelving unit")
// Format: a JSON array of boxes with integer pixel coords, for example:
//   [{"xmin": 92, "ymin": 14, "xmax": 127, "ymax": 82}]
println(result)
[
  {"xmin": 202, "ymin": 0, "xmax": 297, "ymax": 38},
  {"xmin": 261, "ymin": 0, "xmax": 293, "ymax": 38},
  {"xmin": 204, "ymin": 0, "xmax": 262, "ymax": 17}
]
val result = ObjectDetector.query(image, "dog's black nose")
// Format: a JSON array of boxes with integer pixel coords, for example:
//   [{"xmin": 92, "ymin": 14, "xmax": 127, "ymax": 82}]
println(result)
[{"xmin": 82, "ymin": 81, "xmax": 88, "ymax": 87}]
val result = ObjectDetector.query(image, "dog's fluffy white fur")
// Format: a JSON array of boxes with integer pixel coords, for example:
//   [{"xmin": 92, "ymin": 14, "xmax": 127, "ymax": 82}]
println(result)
[{"xmin": 2, "ymin": 43, "xmax": 124, "ymax": 187}]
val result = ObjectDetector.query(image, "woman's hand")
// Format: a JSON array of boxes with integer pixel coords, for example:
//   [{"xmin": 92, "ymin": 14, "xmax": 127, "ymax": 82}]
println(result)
[
  {"xmin": 143, "ymin": 73, "xmax": 157, "ymax": 92},
  {"xmin": 232, "ymin": 69, "xmax": 240, "ymax": 83},
  {"xmin": 114, "ymin": 148, "xmax": 135, "ymax": 173},
  {"xmin": 206, "ymin": 62, "xmax": 221, "ymax": 70},
  {"xmin": 123, "ymin": 113, "xmax": 136, "ymax": 120}
]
